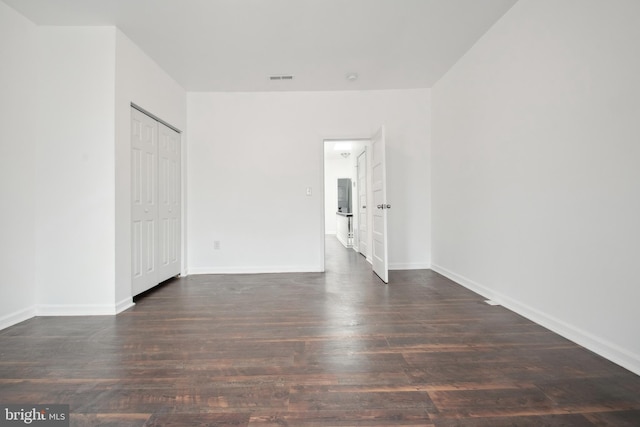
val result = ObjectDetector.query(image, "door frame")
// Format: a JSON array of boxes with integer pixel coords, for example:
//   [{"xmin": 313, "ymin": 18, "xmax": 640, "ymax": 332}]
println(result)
[
  {"xmin": 320, "ymin": 136, "xmax": 372, "ymax": 272},
  {"xmin": 355, "ymin": 147, "xmax": 370, "ymax": 261},
  {"xmin": 130, "ymin": 104, "xmax": 185, "ymax": 291}
]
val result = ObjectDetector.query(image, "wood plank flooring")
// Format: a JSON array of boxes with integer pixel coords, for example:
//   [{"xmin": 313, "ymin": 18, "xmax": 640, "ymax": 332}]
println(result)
[{"xmin": 1, "ymin": 237, "xmax": 640, "ymax": 426}]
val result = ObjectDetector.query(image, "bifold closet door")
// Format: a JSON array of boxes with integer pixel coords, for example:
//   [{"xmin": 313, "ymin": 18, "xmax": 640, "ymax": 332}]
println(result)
[
  {"xmin": 131, "ymin": 108, "xmax": 158, "ymax": 295},
  {"xmin": 131, "ymin": 107, "xmax": 181, "ymax": 296},
  {"xmin": 157, "ymin": 122, "xmax": 181, "ymax": 283}
]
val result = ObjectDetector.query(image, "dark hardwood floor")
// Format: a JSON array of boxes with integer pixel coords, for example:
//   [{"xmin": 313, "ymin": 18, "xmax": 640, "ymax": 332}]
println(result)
[{"xmin": 1, "ymin": 237, "xmax": 640, "ymax": 426}]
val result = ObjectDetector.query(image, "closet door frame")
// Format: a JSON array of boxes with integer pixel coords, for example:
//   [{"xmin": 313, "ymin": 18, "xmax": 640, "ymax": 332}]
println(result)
[{"xmin": 131, "ymin": 105, "xmax": 182, "ymax": 296}]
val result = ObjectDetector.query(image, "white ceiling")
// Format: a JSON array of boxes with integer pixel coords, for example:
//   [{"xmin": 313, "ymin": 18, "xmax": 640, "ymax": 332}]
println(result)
[{"xmin": 3, "ymin": 0, "xmax": 517, "ymax": 92}]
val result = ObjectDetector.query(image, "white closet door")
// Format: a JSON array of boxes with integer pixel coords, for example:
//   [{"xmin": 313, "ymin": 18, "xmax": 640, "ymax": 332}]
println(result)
[
  {"xmin": 157, "ymin": 122, "xmax": 181, "ymax": 282},
  {"xmin": 131, "ymin": 108, "xmax": 159, "ymax": 295}
]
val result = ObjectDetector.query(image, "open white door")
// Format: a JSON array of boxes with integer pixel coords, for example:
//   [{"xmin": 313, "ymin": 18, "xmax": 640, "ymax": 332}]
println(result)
[
  {"xmin": 357, "ymin": 149, "xmax": 368, "ymax": 258},
  {"xmin": 371, "ymin": 126, "xmax": 390, "ymax": 283}
]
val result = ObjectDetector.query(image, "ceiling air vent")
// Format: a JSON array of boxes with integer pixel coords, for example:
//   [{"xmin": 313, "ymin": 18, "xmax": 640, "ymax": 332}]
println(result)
[{"xmin": 269, "ymin": 75, "xmax": 294, "ymax": 81}]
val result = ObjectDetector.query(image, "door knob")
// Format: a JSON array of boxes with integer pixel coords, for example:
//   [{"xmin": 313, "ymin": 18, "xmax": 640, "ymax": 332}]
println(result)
[{"xmin": 362, "ymin": 205, "xmax": 366, "ymax": 209}]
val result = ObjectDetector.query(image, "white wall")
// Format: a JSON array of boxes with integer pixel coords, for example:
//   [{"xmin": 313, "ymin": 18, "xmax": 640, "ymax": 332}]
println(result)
[
  {"xmin": 35, "ymin": 27, "xmax": 117, "ymax": 314},
  {"xmin": 0, "ymin": 10, "xmax": 187, "ymax": 325},
  {"xmin": 324, "ymin": 151, "xmax": 354, "ymax": 235},
  {"xmin": 0, "ymin": 2, "xmax": 38, "ymax": 328},
  {"xmin": 114, "ymin": 29, "xmax": 187, "ymax": 307},
  {"xmin": 187, "ymin": 89, "xmax": 430, "ymax": 274},
  {"xmin": 0, "ymin": 20, "xmax": 187, "ymax": 322},
  {"xmin": 432, "ymin": 0, "xmax": 640, "ymax": 374}
]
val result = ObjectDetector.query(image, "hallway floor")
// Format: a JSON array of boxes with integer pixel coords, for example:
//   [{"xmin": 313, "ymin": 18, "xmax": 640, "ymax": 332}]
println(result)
[{"xmin": 1, "ymin": 237, "xmax": 639, "ymax": 426}]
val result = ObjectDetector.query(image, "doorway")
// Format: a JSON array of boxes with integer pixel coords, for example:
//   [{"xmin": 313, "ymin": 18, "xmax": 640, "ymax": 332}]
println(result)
[
  {"xmin": 323, "ymin": 139, "xmax": 372, "ymax": 269},
  {"xmin": 322, "ymin": 127, "xmax": 389, "ymax": 282}
]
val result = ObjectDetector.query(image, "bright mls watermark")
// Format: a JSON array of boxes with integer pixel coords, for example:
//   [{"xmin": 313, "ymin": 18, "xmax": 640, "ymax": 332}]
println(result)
[{"xmin": 0, "ymin": 405, "xmax": 69, "ymax": 426}]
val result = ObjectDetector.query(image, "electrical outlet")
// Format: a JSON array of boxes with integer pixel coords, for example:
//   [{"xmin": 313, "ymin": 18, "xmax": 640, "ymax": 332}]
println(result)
[{"xmin": 214, "ymin": 240, "xmax": 221, "ymax": 250}]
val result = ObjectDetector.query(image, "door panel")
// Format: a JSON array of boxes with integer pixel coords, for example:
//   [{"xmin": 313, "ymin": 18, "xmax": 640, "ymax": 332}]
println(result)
[
  {"xmin": 131, "ymin": 108, "xmax": 159, "ymax": 295},
  {"xmin": 157, "ymin": 122, "xmax": 181, "ymax": 282},
  {"xmin": 371, "ymin": 126, "xmax": 389, "ymax": 283},
  {"xmin": 357, "ymin": 150, "xmax": 368, "ymax": 257}
]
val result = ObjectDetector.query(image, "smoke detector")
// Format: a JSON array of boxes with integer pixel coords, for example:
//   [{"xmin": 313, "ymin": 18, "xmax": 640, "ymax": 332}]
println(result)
[{"xmin": 346, "ymin": 72, "xmax": 358, "ymax": 82}]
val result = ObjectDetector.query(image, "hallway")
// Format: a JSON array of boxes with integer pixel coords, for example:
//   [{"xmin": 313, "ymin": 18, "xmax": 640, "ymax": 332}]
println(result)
[{"xmin": 0, "ymin": 240, "xmax": 639, "ymax": 425}]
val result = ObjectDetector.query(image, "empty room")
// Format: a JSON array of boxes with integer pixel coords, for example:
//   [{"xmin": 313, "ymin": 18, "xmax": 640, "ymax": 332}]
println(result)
[{"xmin": 1, "ymin": 0, "xmax": 639, "ymax": 425}]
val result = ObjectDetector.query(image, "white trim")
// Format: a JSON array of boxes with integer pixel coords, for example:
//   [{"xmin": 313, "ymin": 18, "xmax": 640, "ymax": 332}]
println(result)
[
  {"xmin": 189, "ymin": 266, "xmax": 324, "ymax": 275},
  {"xmin": 0, "ymin": 306, "xmax": 37, "ymax": 331},
  {"xmin": 115, "ymin": 298, "xmax": 135, "ymax": 313},
  {"xmin": 0, "ymin": 300, "xmax": 136, "ymax": 330},
  {"xmin": 36, "ymin": 304, "xmax": 119, "ymax": 316},
  {"xmin": 389, "ymin": 262, "xmax": 431, "ymax": 270},
  {"xmin": 320, "ymin": 137, "xmax": 326, "ymax": 273},
  {"xmin": 431, "ymin": 263, "xmax": 640, "ymax": 377},
  {"xmin": 322, "ymin": 135, "xmax": 372, "ymax": 274}
]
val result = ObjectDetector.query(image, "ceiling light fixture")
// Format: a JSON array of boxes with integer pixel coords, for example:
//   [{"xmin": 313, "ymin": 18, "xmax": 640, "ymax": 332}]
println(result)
[
  {"xmin": 333, "ymin": 142, "xmax": 352, "ymax": 151},
  {"xmin": 341, "ymin": 152, "xmax": 351, "ymax": 159},
  {"xmin": 346, "ymin": 72, "xmax": 358, "ymax": 82}
]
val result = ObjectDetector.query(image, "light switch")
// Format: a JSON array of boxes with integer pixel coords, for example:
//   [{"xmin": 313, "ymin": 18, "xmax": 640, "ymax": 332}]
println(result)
[{"xmin": 306, "ymin": 187, "xmax": 312, "ymax": 196}]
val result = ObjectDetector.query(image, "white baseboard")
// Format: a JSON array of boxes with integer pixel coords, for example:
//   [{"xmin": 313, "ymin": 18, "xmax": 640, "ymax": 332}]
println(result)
[
  {"xmin": 36, "ymin": 304, "xmax": 119, "ymax": 316},
  {"xmin": 0, "ymin": 300, "xmax": 136, "ymax": 330},
  {"xmin": 0, "ymin": 306, "xmax": 37, "ymax": 330},
  {"xmin": 336, "ymin": 235, "xmax": 352, "ymax": 248},
  {"xmin": 431, "ymin": 263, "xmax": 640, "ymax": 377},
  {"xmin": 389, "ymin": 262, "xmax": 431, "ymax": 270},
  {"xmin": 189, "ymin": 265, "xmax": 324, "ymax": 275},
  {"xmin": 115, "ymin": 298, "xmax": 135, "ymax": 313}
]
